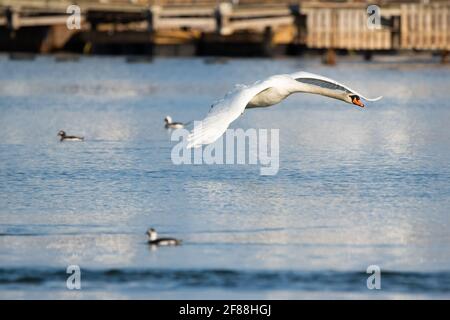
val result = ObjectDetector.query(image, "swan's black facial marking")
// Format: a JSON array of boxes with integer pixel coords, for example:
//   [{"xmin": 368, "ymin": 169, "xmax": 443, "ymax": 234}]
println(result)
[
  {"xmin": 295, "ymin": 77, "xmax": 352, "ymax": 94},
  {"xmin": 350, "ymin": 95, "xmax": 364, "ymax": 107}
]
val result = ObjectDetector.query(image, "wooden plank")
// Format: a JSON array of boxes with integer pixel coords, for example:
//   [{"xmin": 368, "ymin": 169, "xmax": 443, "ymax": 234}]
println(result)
[
  {"xmin": 438, "ymin": 5, "xmax": 444, "ymax": 48},
  {"xmin": 231, "ymin": 7, "xmax": 291, "ymax": 18},
  {"xmin": 160, "ymin": 7, "xmax": 215, "ymax": 16},
  {"xmin": 314, "ymin": 9, "xmax": 320, "ymax": 48},
  {"xmin": 315, "ymin": 9, "xmax": 321, "ymax": 47},
  {"xmin": 400, "ymin": 4, "xmax": 407, "ymax": 49},
  {"xmin": 331, "ymin": 9, "xmax": 336, "ymax": 49},
  {"xmin": 306, "ymin": 8, "xmax": 313, "ymax": 47},
  {"xmin": 362, "ymin": 10, "xmax": 368, "ymax": 50},
  {"xmin": 344, "ymin": 10, "xmax": 349, "ymax": 50},
  {"xmin": 417, "ymin": 5, "xmax": 422, "ymax": 48},
  {"xmin": 306, "ymin": 8, "xmax": 316, "ymax": 47},
  {"xmin": 313, "ymin": 9, "xmax": 320, "ymax": 48},
  {"xmin": 445, "ymin": 7, "xmax": 450, "ymax": 50},
  {"xmin": 322, "ymin": 10, "xmax": 326, "ymax": 48},
  {"xmin": 441, "ymin": 5, "xmax": 449, "ymax": 50},
  {"xmin": 324, "ymin": 9, "xmax": 328, "ymax": 48},
  {"xmin": 339, "ymin": 9, "xmax": 344, "ymax": 49},
  {"xmin": 305, "ymin": 8, "xmax": 312, "ymax": 47},
  {"xmin": 321, "ymin": 9, "xmax": 328, "ymax": 48},
  {"xmin": 157, "ymin": 18, "xmax": 215, "ymax": 31},
  {"xmin": 230, "ymin": 16, "xmax": 293, "ymax": 31},
  {"xmin": 410, "ymin": 5, "xmax": 415, "ymax": 49},
  {"xmin": 445, "ymin": 6, "xmax": 449, "ymax": 50},
  {"xmin": 314, "ymin": 9, "xmax": 320, "ymax": 47},
  {"xmin": 15, "ymin": 15, "xmax": 72, "ymax": 27},
  {"xmin": 356, "ymin": 10, "xmax": 362, "ymax": 50},
  {"xmin": 349, "ymin": 10, "xmax": 355, "ymax": 50},
  {"xmin": 425, "ymin": 5, "xmax": 431, "ymax": 49}
]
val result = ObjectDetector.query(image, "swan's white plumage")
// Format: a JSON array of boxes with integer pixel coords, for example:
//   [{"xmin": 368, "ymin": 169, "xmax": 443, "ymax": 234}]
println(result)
[
  {"xmin": 186, "ymin": 71, "xmax": 382, "ymax": 148},
  {"xmin": 187, "ymin": 78, "xmax": 276, "ymax": 148}
]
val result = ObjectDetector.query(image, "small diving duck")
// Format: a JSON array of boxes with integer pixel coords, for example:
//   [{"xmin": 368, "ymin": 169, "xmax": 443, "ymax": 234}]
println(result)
[
  {"xmin": 164, "ymin": 116, "xmax": 184, "ymax": 129},
  {"xmin": 57, "ymin": 130, "xmax": 84, "ymax": 142},
  {"xmin": 146, "ymin": 228, "xmax": 182, "ymax": 246}
]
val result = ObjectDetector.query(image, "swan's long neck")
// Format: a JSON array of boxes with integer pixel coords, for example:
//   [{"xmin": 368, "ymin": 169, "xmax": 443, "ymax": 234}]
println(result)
[{"xmin": 289, "ymin": 81, "xmax": 348, "ymax": 103}]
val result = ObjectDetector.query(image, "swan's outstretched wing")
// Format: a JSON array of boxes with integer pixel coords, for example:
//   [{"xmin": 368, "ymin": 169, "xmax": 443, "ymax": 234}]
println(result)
[
  {"xmin": 187, "ymin": 80, "xmax": 273, "ymax": 148},
  {"xmin": 290, "ymin": 71, "xmax": 382, "ymax": 102}
]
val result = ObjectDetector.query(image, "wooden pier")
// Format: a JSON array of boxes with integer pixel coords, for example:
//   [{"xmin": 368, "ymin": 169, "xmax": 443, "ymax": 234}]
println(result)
[
  {"xmin": 401, "ymin": 3, "xmax": 449, "ymax": 51},
  {"xmin": 0, "ymin": 1, "xmax": 449, "ymax": 58}
]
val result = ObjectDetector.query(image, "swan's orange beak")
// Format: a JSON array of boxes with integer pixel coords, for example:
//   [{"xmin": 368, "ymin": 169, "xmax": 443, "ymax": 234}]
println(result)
[{"xmin": 352, "ymin": 96, "xmax": 364, "ymax": 108}]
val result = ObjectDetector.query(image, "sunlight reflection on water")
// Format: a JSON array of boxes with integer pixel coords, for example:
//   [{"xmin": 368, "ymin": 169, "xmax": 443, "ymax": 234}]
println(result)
[{"xmin": 0, "ymin": 56, "xmax": 449, "ymax": 298}]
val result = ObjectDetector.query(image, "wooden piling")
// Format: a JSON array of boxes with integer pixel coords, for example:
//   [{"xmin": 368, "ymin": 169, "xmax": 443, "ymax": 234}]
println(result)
[
  {"xmin": 324, "ymin": 48, "xmax": 336, "ymax": 65},
  {"xmin": 442, "ymin": 50, "xmax": 449, "ymax": 64},
  {"xmin": 262, "ymin": 26, "xmax": 273, "ymax": 56},
  {"xmin": 216, "ymin": 2, "xmax": 232, "ymax": 36},
  {"xmin": 147, "ymin": 5, "xmax": 161, "ymax": 33}
]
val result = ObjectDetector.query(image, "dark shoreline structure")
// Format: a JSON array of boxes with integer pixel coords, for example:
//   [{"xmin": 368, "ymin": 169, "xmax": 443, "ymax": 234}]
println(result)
[{"xmin": 0, "ymin": 0, "xmax": 448, "ymax": 63}]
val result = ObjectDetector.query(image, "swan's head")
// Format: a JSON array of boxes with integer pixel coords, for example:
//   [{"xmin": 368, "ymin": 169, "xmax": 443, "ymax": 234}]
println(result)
[
  {"xmin": 164, "ymin": 116, "xmax": 172, "ymax": 124},
  {"xmin": 346, "ymin": 94, "xmax": 364, "ymax": 108},
  {"xmin": 57, "ymin": 130, "xmax": 66, "ymax": 137},
  {"xmin": 146, "ymin": 228, "xmax": 158, "ymax": 241}
]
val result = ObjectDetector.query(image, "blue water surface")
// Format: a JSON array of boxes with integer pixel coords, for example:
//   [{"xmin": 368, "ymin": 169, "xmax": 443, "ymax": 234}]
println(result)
[{"xmin": 0, "ymin": 55, "xmax": 449, "ymax": 299}]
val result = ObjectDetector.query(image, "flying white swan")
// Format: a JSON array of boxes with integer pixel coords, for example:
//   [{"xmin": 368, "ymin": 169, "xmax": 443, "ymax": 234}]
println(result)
[{"xmin": 186, "ymin": 71, "xmax": 382, "ymax": 148}]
